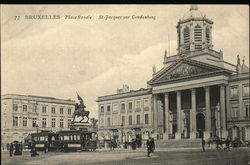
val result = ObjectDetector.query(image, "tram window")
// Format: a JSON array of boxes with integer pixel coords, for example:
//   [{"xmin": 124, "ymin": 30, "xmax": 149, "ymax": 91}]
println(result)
[
  {"xmin": 65, "ymin": 136, "xmax": 69, "ymax": 140},
  {"xmin": 76, "ymin": 135, "xmax": 79, "ymax": 140}
]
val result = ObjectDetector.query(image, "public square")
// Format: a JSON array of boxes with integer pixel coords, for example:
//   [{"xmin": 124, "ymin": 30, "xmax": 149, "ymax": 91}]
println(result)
[{"xmin": 2, "ymin": 147, "xmax": 250, "ymax": 165}]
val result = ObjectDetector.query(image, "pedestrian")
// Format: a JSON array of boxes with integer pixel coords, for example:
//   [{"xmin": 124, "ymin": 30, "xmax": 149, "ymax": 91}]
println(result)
[
  {"xmin": 146, "ymin": 137, "xmax": 153, "ymax": 157},
  {"xmin": 7, "ymin": 143, "xmax": 10, "ymax": 151},
  {"xmin": 216, "ymin": 136, "xmax": 221, "ymax": 150},
  {"xmin": 224, "ymin": 136, "xmax": 231, "ymax": 151},
  {"xmin": 132, "ymin": 139, "xmax": 136, "ymax": 150},
  {"xmin": 124, "ymin": 141, "xmax": 127, "ymax": 149},
  {"xmin": 202, "ymin": 138, "xmax": 205, "ymax": 152},
  {"xmin": 30, "ymin": 143, "xmax": 39, "ymax": 157},
  {"xmin": 14, "ymin": 142, "xmax": 20, "ymax": 155},
  {"xmin": 151, "ymin": 138, "xmax": 155, "ymax": 153},
  {"xmin": 20, "ymin": 142, "xmax": 23, "ymax": 155},
  {"xmin": 44, "ymin": 142, "xmax": 48, "ymax": 153},
  {"xmin": 9, "ymin": 143, "xmax": 14, "ymax": 157}
]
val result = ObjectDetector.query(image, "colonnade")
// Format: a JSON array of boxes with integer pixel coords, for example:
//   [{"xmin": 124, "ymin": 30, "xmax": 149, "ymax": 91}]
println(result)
[{"xmin": 153, "ymin": 85, "xmax": 227, "ymax": 140}]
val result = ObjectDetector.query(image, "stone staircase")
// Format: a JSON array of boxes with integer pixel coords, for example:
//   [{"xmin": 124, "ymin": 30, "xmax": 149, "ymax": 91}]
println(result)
[{"xmin": 155, "ymin": 139, "xmax": 201, "ymax": 148}]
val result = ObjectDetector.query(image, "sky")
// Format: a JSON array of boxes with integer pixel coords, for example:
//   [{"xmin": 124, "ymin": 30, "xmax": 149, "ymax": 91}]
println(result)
[{"xmin": 1, "ymin": 5, "xmax": 249, "ymax": 118}]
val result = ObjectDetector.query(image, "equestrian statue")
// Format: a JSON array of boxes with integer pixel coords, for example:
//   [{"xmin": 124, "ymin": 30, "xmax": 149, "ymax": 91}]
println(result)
[{"xmin": 72, "ymin": 93, "xmax": 90, "ymax": 123}]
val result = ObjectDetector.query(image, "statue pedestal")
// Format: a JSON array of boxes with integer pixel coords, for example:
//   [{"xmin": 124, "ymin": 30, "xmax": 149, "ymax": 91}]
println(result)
[{"xmin": 69, "ymin": 122, "xmax": 91, "ymax": 131}]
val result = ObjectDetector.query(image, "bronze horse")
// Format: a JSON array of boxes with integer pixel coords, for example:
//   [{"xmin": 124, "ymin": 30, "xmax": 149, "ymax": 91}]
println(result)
[
  {"xmin": 72, "ymin": 110, "xmax": 90, "ymax": 123},
  {"xmin": 72, "ymin": 103, "xmax": 90, "ymax": 123}
]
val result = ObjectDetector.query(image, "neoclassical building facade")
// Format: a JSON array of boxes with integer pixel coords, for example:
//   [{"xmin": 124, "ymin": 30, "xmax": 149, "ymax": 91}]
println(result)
[
  {"xmin": 97, "ymin": 5, "xmax": 249, "ymax": 145},
  {"xmin": 1, "ymin": 94, "xmax": 75, "ymax": 147}
]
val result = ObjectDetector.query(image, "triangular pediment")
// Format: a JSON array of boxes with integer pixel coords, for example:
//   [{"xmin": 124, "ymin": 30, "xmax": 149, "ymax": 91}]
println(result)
[{"xmin": 148, "ymin": 58, "xmax": 231, "ymax": 85}]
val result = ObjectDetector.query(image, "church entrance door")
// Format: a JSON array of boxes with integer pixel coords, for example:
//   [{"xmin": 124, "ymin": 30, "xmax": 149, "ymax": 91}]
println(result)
[{"xmin": 196, "ymin": 113, "xmax": 205, "ymax": 138}]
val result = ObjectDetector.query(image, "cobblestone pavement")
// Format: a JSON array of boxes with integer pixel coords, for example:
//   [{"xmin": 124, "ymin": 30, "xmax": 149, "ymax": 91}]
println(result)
[{"xmin": 2, "ymin": 147, "xmax": 250, "ymax": 165}]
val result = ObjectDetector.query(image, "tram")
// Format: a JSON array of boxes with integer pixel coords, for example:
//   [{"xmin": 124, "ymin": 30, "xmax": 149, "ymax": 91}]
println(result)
[
  {"xmin": 30, "ymin": 131, "xmax": 58, "ymax": 151},
  {"xmin": 30, "ymin": 130, "xmax": 97, "ymax": 152},
  {"xmin": 58, "ymin": 130, "xmax": 97, "ymax": 151}
]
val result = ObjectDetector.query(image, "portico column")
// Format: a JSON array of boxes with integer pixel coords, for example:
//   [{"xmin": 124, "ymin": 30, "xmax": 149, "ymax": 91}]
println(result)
[
  {"xmin": 153, "ymin": 95, "xmax": 158, "ymax": 131},
  {"xmin": 163, "ymin": 93, "xmax": 169, "ymax": 140},
  {"xmin": 176, "ymin": 91, "xmax": 182, "ymax": 139},
  {"xmin": 190, "ymin": 89, "xmax": 197, "ymax": 139},
  {"xmin": 204, "ymin": 86, "xmax": 211, "ymax": 140},
  {"xmin": 220, "ymin": 85, "xmax": 227, "ymax": 137}
]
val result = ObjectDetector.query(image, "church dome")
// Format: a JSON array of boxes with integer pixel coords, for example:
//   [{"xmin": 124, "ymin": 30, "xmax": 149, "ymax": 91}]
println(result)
[{"xmin": 182, "ymin": 5, "xmax": 204, "ymax": 20}]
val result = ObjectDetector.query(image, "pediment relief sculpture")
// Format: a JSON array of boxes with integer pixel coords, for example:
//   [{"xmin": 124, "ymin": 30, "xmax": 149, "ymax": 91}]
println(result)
[{"xmin": 158, "ymin": 63, "xmax": 213, "ymax": 81}]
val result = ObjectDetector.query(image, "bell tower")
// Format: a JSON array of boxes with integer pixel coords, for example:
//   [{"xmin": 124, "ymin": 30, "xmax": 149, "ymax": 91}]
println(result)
[{"xmin": 176, "ymin": 5, "xmax": 213, "ymax": 55}]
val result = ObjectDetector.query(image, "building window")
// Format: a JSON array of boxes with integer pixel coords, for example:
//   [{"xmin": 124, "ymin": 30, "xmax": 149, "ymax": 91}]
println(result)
[
  {"xmin": 232, "ymin": 107, "xmax": 238, "ymax": 118},
  {"xmin": 68, "ymin": 119, "xmax": 71, "ymax": 128},
  {"xmin": 128, "ymin": 102, "xmax": 133, "ymax": 110},
  {"xmin": 32, "ymin": 118, "xmax": 37, "ymax": 127},
  {"xmin": 60, "ymin": 108, "xmax": 64, "ymax": 114},
  {"xmin": 121, "ymin": 103, "xmax": 125, "ymax": 111},
  {"xmin": 107, "ymin": 117, "xmax": 111, "ymax": 127},
  {"xmin": 136, "ymin": 115, "xmax": 140, "ymax": 125},
  {"xmin": 13, "ymin": 116, "xmax": 18, "ymax": 127},
  {"xmin": 206, "ymin": 27, "xmax": 210, "ymax": 43},
  {"xmin": 42, "ymin": 106, "xmax": 47, "ymax": 113},
  {"xmin": 121, "ymin": 116, "xmax": 125, "ymax": 125},
  {"xmin": 107, "ymin": 105, "xmax": 111, "ymax": 112},
  {"xmin": 100, "ymin": 106, "xmax": 104, "ymax": 113},
  {"xmin": 194, "ymin": 25, "xmax": 202, "ymax": 50},
  {"xmin": 129, "ymin": 116, "xmax": 132, "ymax": 125},
  {"xmin": 23, "ymin": 117, "xmax": 27, "ymax": 127},
  {"xmin": 13, "ymin": 104, "xmax": 18, "ymax": 111},
  {"xmin": 51, "ymin": 107, "xmax": 56, "ymax": 114},
  {"xmin": 246, "ymin": 105, "xmax": 250, "ymax": 117},
  {"xmin": 42, "ymin": 118, "xmax": 47, "ymax": 128},
  {"xmin": 145, "ymin": 114, "xmax": 149, "ymax": 124},
  {"xmin": 23, "ymin": 105, "xmax": 27, "ymax": 112},
  {"xmin": 113, "ymin": 103, "xmax": 118, "ymax": 112},
  {"xmin": 144, "ymin": 99, "xmax": 149, "ymax": 108},
  {"xmin": 60, "ymin": 119, "xmax": 64, "ymax": 128},
  {"xmin": 243, "ymin": 85, "xmax": 250, "ymax": 96},
  {"xmin": 135, "ymin": 100, "xmax": 141, "ymax": 109},
  {"xmin": 183, "ymin": 27, "xmax": 190, "ymax": 51},
  {"xmin": 52, "ymin": 118, "xmax": 56, "ymax": 128},
  {"xmin": 33, "ymin": 105, "xmax": 37, "ymax": 113},
  {"xmin": 230, "ymin": 86, "xmax": 238, "ymax": 97},
  {"xmin": 68, "ymin": 108, "xmax": 71, "ymax": 115}
]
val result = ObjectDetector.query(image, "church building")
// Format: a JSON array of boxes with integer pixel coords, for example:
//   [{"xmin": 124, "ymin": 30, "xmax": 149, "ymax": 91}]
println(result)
[{"xmin": 97, "ymin": 5, "xmax": 249, "ymax": 147}]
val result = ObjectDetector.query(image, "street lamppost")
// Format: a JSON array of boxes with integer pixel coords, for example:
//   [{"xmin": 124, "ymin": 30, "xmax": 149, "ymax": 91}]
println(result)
[{"xmin": 121, "ymin": 123, "xmax": 124, "ymax": 144}]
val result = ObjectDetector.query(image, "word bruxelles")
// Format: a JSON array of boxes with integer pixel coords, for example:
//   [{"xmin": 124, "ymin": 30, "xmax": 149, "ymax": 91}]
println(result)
[{"xmin": 99, "ymin": 15, "xmax": 156, "ymax": 20}]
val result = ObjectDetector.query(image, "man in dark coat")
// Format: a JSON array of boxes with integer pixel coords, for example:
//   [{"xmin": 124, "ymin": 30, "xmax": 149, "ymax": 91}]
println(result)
[
  {"xmin": 7, "ymin": 143, "xmax": 10, "ymax": 151},
  {"xmin": 224, "ymin": 136, "xmax": 231, "ymax": 151},
  {"xmin": 151, "ymin": 138, "xmax": 155, "ymax": 153},
  {"xmin": 9, "ymin": 143, "xmax": 14, "ymax": 157},
  {"xmin": 20, "ymin": 142, "xmax": 23, "ymax": 155},
  {"xmin": 202, "ymin": 138, "xmax": 206, "ymax": 152},
  {"xmin": 146, "ymin": 137, "xmax": 153, "ymax": 157},
  {"xmin": 216, "ymin": 136, "xmax": 221, "ymax": 150},
  {"xmin": 30, "ymin": 143, "xmax": 39, "ymax": 157}
]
